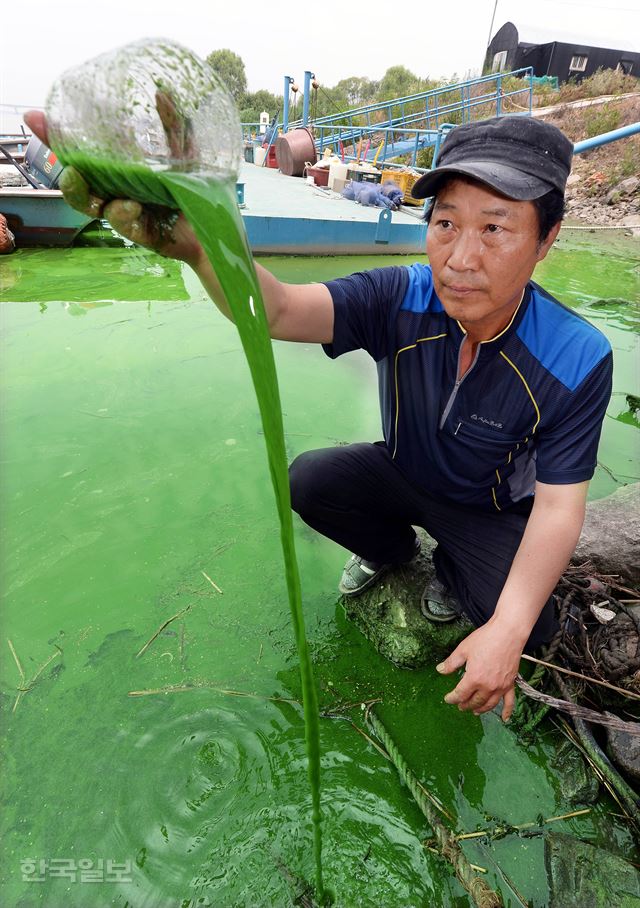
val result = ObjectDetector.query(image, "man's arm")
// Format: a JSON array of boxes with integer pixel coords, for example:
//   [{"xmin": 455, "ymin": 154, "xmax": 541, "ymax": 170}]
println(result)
[
  {"xmin": 437, "ymin": 480, "xmax": 588, "ymax": 721},
  {"xmin": 194, "ymin": 251, "xmax": 334, "ymax": 343}
]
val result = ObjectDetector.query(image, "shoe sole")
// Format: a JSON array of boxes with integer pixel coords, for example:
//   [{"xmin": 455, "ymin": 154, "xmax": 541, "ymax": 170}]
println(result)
[
  {"xmin": 339, "ymin": 563, "xmax": 391, "ymax": 597},
  {"xmin": 420, "ymin": 598, "xmax": 459, "ymax": 624}
]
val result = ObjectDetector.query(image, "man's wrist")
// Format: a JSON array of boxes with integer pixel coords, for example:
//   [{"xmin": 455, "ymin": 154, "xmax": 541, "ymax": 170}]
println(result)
[{"xmin": 487, "ymin": 608, "xmax": 532, "ymax": 648}]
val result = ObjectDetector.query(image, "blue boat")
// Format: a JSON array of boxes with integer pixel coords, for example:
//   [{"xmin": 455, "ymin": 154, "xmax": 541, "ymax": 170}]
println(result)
[
  {"xmin": 0, "ymin": 186, "xmax": 96, "ymax": 247},
  {"xmin": 0, "ymin": 133, "xmax": 96, "ymax": 248}
]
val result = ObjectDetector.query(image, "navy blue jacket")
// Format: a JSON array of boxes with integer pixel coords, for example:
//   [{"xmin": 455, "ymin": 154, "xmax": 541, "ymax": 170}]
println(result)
[{"xmin": 323, "ymin": 263, "xmax": 612, "ymax": 511}]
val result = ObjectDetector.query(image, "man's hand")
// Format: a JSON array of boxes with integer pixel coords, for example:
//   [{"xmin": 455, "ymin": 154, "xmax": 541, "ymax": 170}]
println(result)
[
  {"xmin": 23, "ymin": 109, "xmax": 203, "ymax": 267},
  {"xmin": 436, "ymin": 618, "xmax": 523, "ymax": 721},
  {"xmin": 23, "ymin": 109, "xmax": 334, "ymax": 341}
]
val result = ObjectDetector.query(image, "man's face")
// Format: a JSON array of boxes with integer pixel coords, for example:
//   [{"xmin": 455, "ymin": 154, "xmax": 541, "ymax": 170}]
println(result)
[{"xmin": 426, "ymin": 178, "xmax": 560, "ymax": 340}]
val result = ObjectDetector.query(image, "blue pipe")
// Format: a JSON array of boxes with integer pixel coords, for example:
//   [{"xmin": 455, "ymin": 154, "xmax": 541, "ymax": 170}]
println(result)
[
  {"xmin": 574, "ymin": 122, "xmax": 640, "ymax": 154},
  {"xmin": 302, "ymin": 71, "xmax": 314, "ymax": 126},
  {"xmin": 283, "ymin": 76, "xmax": 293, "ymax": 133}
]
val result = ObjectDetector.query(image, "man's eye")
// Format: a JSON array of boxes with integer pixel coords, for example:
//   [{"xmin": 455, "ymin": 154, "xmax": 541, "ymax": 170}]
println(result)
[
  {"xmin": 437, "ymin": 219, "xmax": 453, "ymax": 229},
  {"xmin": 486, "ymin": 223, "xmax": 502, "ymax": 233}
]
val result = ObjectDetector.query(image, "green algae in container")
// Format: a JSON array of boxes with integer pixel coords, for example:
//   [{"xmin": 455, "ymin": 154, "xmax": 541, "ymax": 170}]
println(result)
[
  {"xmin": 46, "ymin": 39, "xmax": 327, "ymax": 901},
  {"xmin": 45, "ymin": 38, "xmax": 243, "ymax": 206}
]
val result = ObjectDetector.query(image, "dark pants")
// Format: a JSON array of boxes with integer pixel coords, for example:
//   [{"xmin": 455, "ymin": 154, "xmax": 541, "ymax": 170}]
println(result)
[{"xmin": 289, "ymin": 442, "xmax": 557, "ymax": 651}]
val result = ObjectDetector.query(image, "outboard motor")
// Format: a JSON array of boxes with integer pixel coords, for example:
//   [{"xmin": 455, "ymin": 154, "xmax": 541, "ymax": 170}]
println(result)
[{"xmin": 23, "ymin": 135, "xmax": 63, "ymax": 188}]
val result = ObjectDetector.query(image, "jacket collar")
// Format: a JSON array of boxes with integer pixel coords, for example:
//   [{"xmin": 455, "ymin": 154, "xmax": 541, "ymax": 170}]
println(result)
[{"xmin": 449, "ymin": 284, "xmax": 531, "ymax": 353}]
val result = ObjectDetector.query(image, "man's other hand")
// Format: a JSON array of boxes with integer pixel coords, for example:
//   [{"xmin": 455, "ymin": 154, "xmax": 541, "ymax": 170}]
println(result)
[{"xmin": 436, "ymin": 619, "xmax": 523, "ymax": 721}]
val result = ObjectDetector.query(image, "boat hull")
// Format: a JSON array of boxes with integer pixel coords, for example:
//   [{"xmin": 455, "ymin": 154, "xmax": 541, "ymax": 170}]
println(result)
[{"xmin": 0, "ymin": 188, "xmax": 96, "ymax": 247}]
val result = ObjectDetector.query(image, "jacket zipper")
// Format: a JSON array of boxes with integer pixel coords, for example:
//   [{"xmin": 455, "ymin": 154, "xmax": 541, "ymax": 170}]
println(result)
[{"xmin": 438, "ymin": 337, "xmax": 481, "ymax": 431}]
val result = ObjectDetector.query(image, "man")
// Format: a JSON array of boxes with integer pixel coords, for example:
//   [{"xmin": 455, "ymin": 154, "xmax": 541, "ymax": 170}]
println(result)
[{"xmin": 25, "ymin": 112, "xmax": 612, "ymax": 723}]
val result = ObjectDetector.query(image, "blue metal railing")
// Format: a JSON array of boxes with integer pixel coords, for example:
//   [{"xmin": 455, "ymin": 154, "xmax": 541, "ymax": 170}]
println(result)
[
  {"xmin": 290, "ymin": 68, "xmax": 533, "ymax": 133},
  {"xmin": 240, "ymin": 122, "xmax": 261, "ymax": 142},
  {"xmin": 286, "ymin": 68, "xmax": 533, "ymax": 166}
]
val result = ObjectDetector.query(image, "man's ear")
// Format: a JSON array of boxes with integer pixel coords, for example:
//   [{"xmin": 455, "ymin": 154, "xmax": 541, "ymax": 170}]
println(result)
[{"xmin": 536, "ymin": 221, "xmax": 562, "ymax": 261}]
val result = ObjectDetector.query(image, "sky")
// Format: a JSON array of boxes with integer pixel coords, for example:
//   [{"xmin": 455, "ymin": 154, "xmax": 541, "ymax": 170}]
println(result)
[{"xmin": 1, "ymin": 0, "xmax": 638, "ymax": 131}]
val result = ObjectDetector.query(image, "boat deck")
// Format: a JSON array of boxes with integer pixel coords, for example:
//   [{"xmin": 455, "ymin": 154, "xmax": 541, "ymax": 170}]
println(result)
[
  {"xmin": 239, "ymin": 162, "xmax": 427, "ymax": 256},
  {"xmin": 0, "ymin": 159, "xmax": 429, "ymax": 255}
]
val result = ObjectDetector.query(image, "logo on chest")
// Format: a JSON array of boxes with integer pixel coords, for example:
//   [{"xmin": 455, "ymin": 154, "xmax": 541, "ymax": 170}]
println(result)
[{"xmin": 471, "ymin": 413, "xmax": 503, "ymax": 430}]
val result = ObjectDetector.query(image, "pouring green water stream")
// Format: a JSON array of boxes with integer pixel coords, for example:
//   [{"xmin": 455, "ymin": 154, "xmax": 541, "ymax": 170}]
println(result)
[
  {"xmin": 161, "ymin": 172, "xmax": 325, "ymax": 901},
  {"xmin": 52, "ymin": 152, "xmax": 326, "ymax": 900}
]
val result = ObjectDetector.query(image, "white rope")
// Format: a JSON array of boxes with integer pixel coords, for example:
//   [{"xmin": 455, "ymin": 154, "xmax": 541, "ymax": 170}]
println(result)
[{"xmin": 561, "ymin": 223, "xmax": 640, "ymax": 230}]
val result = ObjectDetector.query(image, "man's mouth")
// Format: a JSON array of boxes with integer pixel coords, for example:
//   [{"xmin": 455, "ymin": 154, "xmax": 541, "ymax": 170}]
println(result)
[{"xmin": 446, "ymin": 284, "xmax": 480, "ymax": 295}]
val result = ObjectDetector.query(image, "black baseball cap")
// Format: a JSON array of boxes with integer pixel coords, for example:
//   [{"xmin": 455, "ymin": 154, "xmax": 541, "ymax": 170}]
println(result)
[{"xmin": 411, "ymin": 116, "xmax": 574, "ymax": 201}]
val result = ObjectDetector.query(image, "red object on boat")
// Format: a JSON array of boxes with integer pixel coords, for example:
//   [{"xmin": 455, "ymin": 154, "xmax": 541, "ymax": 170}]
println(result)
[
  {"xmin": 266, "ymin": 144, "xmax": 278, "ymax": 168},
  {"xmin": 305, "ymin": 164, "xmax": 329, "ymax": 187}
]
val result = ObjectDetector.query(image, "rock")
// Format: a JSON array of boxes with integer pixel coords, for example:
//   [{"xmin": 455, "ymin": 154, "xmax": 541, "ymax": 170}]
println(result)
[
  {"xmin": 618, "ymin": 176, "xmax": 639, "ymax": 197},
  {"xmin": 342, "ymin": 532, "xmax": 472, "ymax": 669},
  {"xmin": 620, "ymin": 214, "xmax": 640, "ymax": 238},
  {"xmin": 606, "ymin": 717, "xmax": 640, "ymax": 782},
  {"xmin": 545, "ymin": 832, "xmax": 640, "ymax": 907},
  {"xmin": 566, "ymin": 173, "xmax": 582, "ymax": 187},
  {"xmin": 606, "ymin": 189, "xmax": 621, "ymax": 205},
  {"xmin": 553, "ymin": 739, "xmax": 600, "ymax": 804},
  {"xmin": 574, "ymin": 483, "xmax": 640, "ymax": 587}
]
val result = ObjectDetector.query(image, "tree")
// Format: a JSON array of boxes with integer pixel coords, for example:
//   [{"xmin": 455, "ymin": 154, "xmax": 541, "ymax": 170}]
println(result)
[
  {"xmin": 334, "ymin": 76, "xmax": 379, "ymax": 109},
  {"xmin": 240, "ymin": 90, "xmax": 282, "ymax": 124},
  {"xmin": 378, "ymin": 65, "xmax": 424, "ymax": 100},
  {"xmin": 206, "ymin": 49, "xmax": 247, "ymax": 103}
]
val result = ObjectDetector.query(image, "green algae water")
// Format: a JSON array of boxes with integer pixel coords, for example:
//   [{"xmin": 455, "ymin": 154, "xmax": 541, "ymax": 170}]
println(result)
[
  {"xmin": 1, "ymin": 233, "xmax": 638, "ymax": 907},
  {"xmin": 158, "ymin": 171, "xmax": 326, "ymax": 900}
]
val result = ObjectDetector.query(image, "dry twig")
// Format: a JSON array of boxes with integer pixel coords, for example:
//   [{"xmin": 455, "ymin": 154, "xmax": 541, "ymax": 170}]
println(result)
[
  {"xmin": 8, "ymin": 641, "xmax": 62, "ymax": 713},
  {"xmin": 135, "ymin": 605, "xmax": 192, "ymax": 659},
  {"xmin": 521, "ymin": 653, "xmax": 640, "ymax": 701},
  {"xmin": 201, "ymin": 570, "xmax": 223, "ymax": 594},
  {"xmin": 128, "ymin": 683, "xmax": 299, "ymax": 704},
  {"xmin": 454, "ymin": 808, "xmax": 591, "ymax": 841}
]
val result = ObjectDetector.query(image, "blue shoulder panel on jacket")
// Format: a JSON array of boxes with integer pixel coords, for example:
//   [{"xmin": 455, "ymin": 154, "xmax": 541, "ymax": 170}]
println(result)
[
  {"xmin": 516, "ymin": 284, "xmax": 611, "ymax": 391},
  {"xmin": 400, "ymin": 264, "xmax": 444, "ymax": 313}
]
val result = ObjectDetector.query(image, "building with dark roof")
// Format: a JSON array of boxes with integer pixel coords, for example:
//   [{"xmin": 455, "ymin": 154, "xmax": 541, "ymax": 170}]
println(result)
[{"xmin": 485, "ymin": 21, "xmax": 639, "ymax": 83}]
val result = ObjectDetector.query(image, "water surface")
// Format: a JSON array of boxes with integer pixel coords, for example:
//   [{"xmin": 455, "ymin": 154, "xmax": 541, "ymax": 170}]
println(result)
[{"xmin": 1, "ymin": 228, "xmax": 638, "ymax": 906}]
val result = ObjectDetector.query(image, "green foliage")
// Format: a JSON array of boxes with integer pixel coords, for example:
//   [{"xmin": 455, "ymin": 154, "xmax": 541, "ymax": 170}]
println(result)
[
  {"xmin": 240, "ymin": 89, "xmax": 282, "ymax": 124},
  {"xmin": 312, "ymin": 85, "xmax": 349, "ymax": 120},
  {"xmin": 500, "ymin": 75, "xmax": 533, "ymax": 111},
  {"xmin": 379, "ymin": 65, "xmax": 424, "ymax": 100},
  {"xmin": 416, "ymin": 146, "xmax": 435, "ymax": 169},
  {"xmin": 557, "ymin": 67, "xmax": 639, "ymax": 103},
  {"xmin": 584, "ymin": 103, "xmax": 621, "ymax": 138},
  {"xmin": 333, "ymin": 76, "xmax": 379, "ymax": 108},
  {"xmin": 206, "ymin": 49, "xmax": 247, "ymax": 103},
  {"xmin": 610, "ymin": 140, "xmax": 640, "ymax": 185}
]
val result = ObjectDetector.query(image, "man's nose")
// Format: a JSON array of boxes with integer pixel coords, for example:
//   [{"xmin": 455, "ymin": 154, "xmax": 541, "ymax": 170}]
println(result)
[{"xmin": 446, "ymin": 230, "xmax": 482, "ymax": 271}]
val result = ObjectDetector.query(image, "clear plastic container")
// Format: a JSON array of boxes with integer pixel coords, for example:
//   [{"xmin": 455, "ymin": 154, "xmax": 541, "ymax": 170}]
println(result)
[{"xmin": 46, "ymin": 39, "xmax": 243, "ymax": 208}]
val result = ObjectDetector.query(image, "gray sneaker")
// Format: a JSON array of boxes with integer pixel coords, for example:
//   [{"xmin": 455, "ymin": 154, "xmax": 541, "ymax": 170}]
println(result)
[
  {"xmin": 338, "ymin": 555, "xmax": 390, "ymax": 597},
  {"xmin": 338, "ymin": 537, "xmax": 421, "ymax": 598},
  {"xmin": 420, "ymin": 578, "xmax": 461, "ymax": 623}
]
